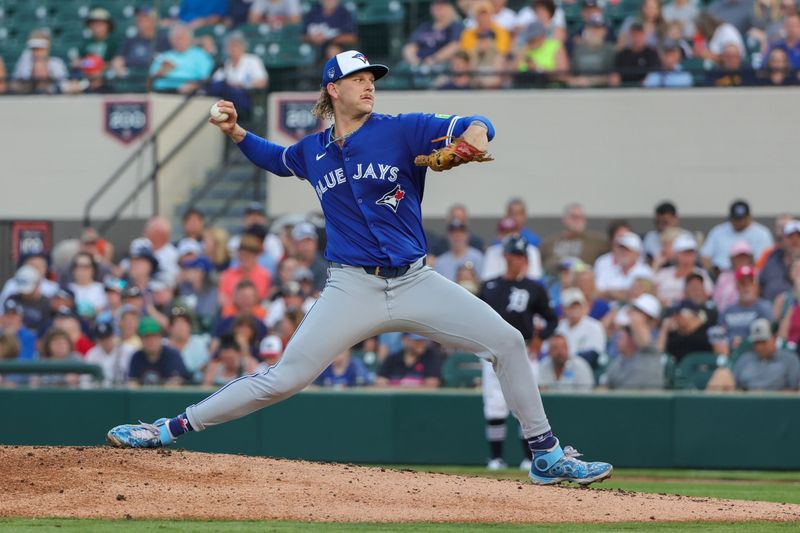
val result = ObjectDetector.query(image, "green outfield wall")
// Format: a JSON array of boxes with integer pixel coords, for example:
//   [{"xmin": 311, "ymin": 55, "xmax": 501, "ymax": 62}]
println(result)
[{"xmin": 1, "ymin": 389, "xmax": 798, "ymax": 469}]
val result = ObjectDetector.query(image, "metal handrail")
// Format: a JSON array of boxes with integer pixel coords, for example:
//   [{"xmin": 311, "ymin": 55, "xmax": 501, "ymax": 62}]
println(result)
[{"xmin": 0, "ymin": 360, "xmax": 104, "ymax": 380}]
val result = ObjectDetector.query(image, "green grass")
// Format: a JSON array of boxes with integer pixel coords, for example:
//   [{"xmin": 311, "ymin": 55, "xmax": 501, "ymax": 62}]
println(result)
[{"xmin": 1, "ymin": 519, "xmax": 799, "ymax": 532}]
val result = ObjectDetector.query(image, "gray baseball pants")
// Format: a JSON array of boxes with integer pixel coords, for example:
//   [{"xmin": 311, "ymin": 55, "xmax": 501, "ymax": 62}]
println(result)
[{"xmin": 185, "ymin": 258, "xmax": 551, "ymax": 438}]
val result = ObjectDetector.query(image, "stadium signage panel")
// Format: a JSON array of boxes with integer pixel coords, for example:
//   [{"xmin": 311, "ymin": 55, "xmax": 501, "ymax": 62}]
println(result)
[
  {"xmin": 277, "ymin": 98, "xmax": 322, "ymax": 141},
  {"xmin": 10, "ymin": 221, "xmax": 51, "ymax": 265},
  {"xmin": 103, "ymin": 100, "xmax": 150, "ymax": 145}
]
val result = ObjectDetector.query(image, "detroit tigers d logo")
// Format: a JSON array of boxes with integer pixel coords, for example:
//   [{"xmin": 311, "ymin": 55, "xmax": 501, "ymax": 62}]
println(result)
[{"xmin": 376, "ymin": 185, "xmax": 406, "ymax": 213}]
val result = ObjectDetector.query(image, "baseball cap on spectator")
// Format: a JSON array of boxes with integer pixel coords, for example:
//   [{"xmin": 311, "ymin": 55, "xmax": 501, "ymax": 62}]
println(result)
[
  {"xmin": 729, "ymin": 241, "xmax": 753, "ymax": 257},
  {"xmin": 447, "ymin": 219, "xmax": 468, "ymax": 232},
  {"xmin": 561, "ymin": 287, "xmax": 586, "ymax": 307},
  {"xmin": 685, "ymin": 271, "xmax": 704, "ymax": 285},
  {"xmin": 94, "ymin": 321, "xmax": 115, "ymax": 339},
  {"xmin": 477, "ymin": 29, "xmax": 497, "ymax": 40},
  {"xmin": 129, "ymin": 238, "xmax": 159, "ymax": 271},
  {"xmin": 671, "ymin": 299, "xmax": 701, "ymax": 315},
  {"xmin": 629, "ymin": 20, "xmax": 645, "ymax": 32},
  {"xmin": 54, "ymin": 286, "xmax": 75, "ymax": 302},
  {"xmin": 503, "ymin": 234, "xmax": 528, "ymax": 256},
  {"xmin": 735, "ymin": 265, "xmax": 756, "ymax": 281},
  {"xmin": 85, "ymin": 7, "xmax": 115, "ymax": 30},
  {"xmin": 558, "ymin": 257, "xmax": 581, "ymax": 272},
  {"xmin": 76, "ymin": 301, "xmax": 96, "ymax": 318},
  {"xmin": 245, "ymin": 202, "xmax": 266, "ymax": 215},
  {"xmin": 522, "ymin": 21, "xmax": 547, "ymax": 41},
  {"xmin": 783, "ymin": 219, "xmax": 800, "ymax": 236},
  {"xmin": 292, "ymin": 222, "xmax": 318, "ymax": 241},
  {"xmin": 14, "ymin": 265, "xmax": 41, "ymax": 294},
  {"xmin": 631, "ymin": 293, "xmax": 662, "ymax": 319},
  {"xmin": 672, "ymin": 234, "xmax": 697, "ymax": 253},
  {"xmin": 177, "ymin": 238, "xmax": 204, "ymax": 258},
  {"xmin": 729, "ymin": 200, "xmax": 750, "ymax": 220},
  {"xmin": 122, "ymin": 285, "xmax": 143, "ymax": 299},
  {"xmin": 749, "ymin": 318, "xmax": 773, "ymax": 343},
  {"xmin": 2, "ymin": 299, "xmax": 21, "ymax": 315},
  {"xmin": 138, "ymin": 316, "xmax": 162, "ymax": 337},
  {"xmin": 259, "ymin": 335, "xmax": 283, "ymax": 359},
  {"xmin": 586, "ymin": 13, "xmax": 606, "ymax": 28},
  {"xmin": 615, "ymin": 232, "xmax": 642, "ymax": 253},
  {"xmin": 662, "ymin": 38, "xmax": 681, "ymax": 51},
  {"xmin": 293, "ymin": 266, "xmax": 314, "ymax": 282},
  {"xmin": 238, "ymin": 234, "xmax": 264, "ymax": 254},
  {"xmin": 119, "ymin": 303, "xmax": 139, "ymax": 317},
  {"xmin": 148, "ymin": 278, "xmax": 174, "ymax": 293},
  {"xmin": 497, "ymin": 216, "xmax": 520, "ymax": 234},
  {"xmin": 135, "ymin": 5, "xmax": 156, "ymax": 16},
  {"xmin": 55, "ymin": 305, "xmax": 76, "ymax": 319},
  {"xmin": 27, "ymin": 37, "xmax": 50, "ymax": 49},
  {"xmin": 79, "ymin": 54, "xmax": 105, "ymax": 76},
  {"xmin": 182, "ymin": 256, "xmax": 214, "ymax": 274}
]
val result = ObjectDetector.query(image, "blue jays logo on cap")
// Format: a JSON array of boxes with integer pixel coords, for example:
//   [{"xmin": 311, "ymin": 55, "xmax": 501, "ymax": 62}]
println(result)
[{"xmin": 321, "ymin": 49, "xmax": 389, "ymax": 87}]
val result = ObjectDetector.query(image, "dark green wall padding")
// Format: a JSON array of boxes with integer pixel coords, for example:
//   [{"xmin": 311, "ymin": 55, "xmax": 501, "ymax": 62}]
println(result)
[{"xmin": 1, "ymin": 389, "xmax": 798, "ymax": 469}]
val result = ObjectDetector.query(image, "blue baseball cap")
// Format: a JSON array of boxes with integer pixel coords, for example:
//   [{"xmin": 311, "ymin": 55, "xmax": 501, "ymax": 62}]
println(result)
[{"xmin": 321, "ymin": 50, "xmax": 389, "ymax": 87}]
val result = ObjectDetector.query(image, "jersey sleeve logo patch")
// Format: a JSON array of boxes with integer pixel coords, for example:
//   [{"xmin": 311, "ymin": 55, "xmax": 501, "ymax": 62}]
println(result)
[
  {"xmin": 434, "ymin": 114, "xmax": 453, "ymax": 119},
  {"xmin": 376, "ymin": 185, "xmax": 406, "ymax": 213}
]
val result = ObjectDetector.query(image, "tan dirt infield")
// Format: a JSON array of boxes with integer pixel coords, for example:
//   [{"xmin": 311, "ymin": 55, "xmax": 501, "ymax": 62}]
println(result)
[{"xmin": 1, "ymin": 446, "xmax": 799, "ymax": 523}]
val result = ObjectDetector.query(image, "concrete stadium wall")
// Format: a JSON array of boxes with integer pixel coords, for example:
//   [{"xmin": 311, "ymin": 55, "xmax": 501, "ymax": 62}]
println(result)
[
  {"xmin": 1, "ymin": 94, "xmax": 223, "ymax": 220},
  {"xmin": 2, "ymin": 389, "xmax": 799, "ymax": 469},
  {"xmin": 266, "ymin": 88, "xmax": 799, "ymax": 219}
]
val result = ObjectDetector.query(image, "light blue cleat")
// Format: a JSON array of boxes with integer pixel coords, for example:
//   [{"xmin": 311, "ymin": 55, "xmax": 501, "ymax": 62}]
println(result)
[
  {"xmin": 106, "ymin": 418, "xmax": 175, "ymax": 448},
  {"xmin": 528, "ymin": 440, "xmax": 613, "ymax": 486}
]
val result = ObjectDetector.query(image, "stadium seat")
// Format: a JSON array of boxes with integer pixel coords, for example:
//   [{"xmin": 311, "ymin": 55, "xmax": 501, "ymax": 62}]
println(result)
[
  {"xmin": 441, "ymin": 352, "xmax": 482, "ymax": 388},
  {"xmin": 662, "ymin": 353, "xmax": 676, "ymax": 390},
  {"xmin": 672, "ymin": 352, "xmax": 718, "ymax": 391}
]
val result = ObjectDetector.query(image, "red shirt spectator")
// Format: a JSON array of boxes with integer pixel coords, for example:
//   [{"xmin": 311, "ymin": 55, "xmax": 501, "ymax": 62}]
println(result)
[{"xmin": 219, "ymin": 234, "xmax": 272, "ymax": 308}]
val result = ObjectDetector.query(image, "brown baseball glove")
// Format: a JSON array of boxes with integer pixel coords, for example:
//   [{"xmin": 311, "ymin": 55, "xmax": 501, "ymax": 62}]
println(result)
[{"xmin": 413, "ymin": 136, "xmax": 494, "ymax": 172}]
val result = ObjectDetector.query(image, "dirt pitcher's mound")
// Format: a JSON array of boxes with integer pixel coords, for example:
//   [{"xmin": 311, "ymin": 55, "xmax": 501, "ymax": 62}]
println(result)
[{"xmin": 1, "ymin": 446, "xmax": 798, "ymax": 524}]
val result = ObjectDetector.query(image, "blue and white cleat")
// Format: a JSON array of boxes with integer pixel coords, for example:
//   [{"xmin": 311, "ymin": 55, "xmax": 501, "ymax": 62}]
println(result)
[
  {"xmin": 528, "ymin": 440, "xmax": 613, "ymax": 486},
  {"xmin": 106, "ymin": 418, "xmax": 175, "ymax": 448}
]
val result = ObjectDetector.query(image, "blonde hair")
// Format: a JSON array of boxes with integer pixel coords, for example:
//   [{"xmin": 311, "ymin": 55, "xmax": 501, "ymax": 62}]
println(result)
[{"xmin": 311, "ymin": 87, "xmax": 334, "ymax": 119}]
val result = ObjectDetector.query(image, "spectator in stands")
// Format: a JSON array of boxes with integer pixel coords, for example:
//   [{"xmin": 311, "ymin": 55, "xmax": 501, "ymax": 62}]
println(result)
[
  {"xmin": 303, "ymin": 0, "xmax": 357, "ymax": 52},
  {"xmin": 144, "ymin": 217, "xmax": 179, "ymax": 284},
  {"xmin": 557, "ymin": 287, "xmax": 606, "ymax": 367},
  {"xmin": 610, "ymin": 21, "xmax": 661, "ymax": 86},
  {"xmin": 204, "ymin": 334, "xmax": 258, "ymax": 386},
  {"xmin": 460, "ymin": 2, "xmax": 512, "ymax": 56},
  {"xmin": 618, "ymin": 0, "xmax": 666, "ymax": 49},
  {"xmin": 144, "ymin": 277, "xmax": 177, "ymax": 330},
  {"xmin": 167, "ymin": 307, "xmax": 209, "ymax": 383},
  {"xmin": 733, "ymin": 318, "xmax": 800, "ymax": 390},
  {"xmin": 292, "ymin": 223, "xmax": 327, "ymax": 292},
  {"xmin": 760, "ymin": 219, "xmax": 800, "ymax": 301},
  {"xmin": 456, "ymin": 262, "xmax": 481, "ymax": 295},
  {"xmin": 604, "ymin": 294, "xmax": 664, "ymax": 389},
  {"xmin": 0, "ymin": 333, "xmax": 20, "ymax": 361},
  {"xmin": 35, "ymin": 328, "xmax": 83, "ymax": 388},
  {"xmin": 179, "ymin": 0, "xmax": 229, "ymax": 27},
  {"xmin": 67, "ymin": 252, "xmax": 107, "ymax": 315},
  {"xmin": 434, "ymin": 220, "xmax": 484, "ymax": 282},
  {"xmin": 0, "ymin": 300, "xmax": 36, "ymax": 360},
  {"xmin": 758, "ymin": 47, "xmax": 797, "ymax": 85},
  {"xmin": 705, "ymin": 43, "xmax": 755, "ymax": 85},
  {"xmin": 128, "ymin": 316, "xmax": 190, "ymax": 387},
  {"xmin": 713, "ymin": 241, "xmax": 754, "ymax": 312},
  {"xmin": 118, "ymin": 304, "xmax": 142, "ymax": 351},
  {"xmin": 1, "ymin": 255, "xmax": 59, "ymax": 306},
  {"xmin": 278, "ymin": 308, "xmax": 305, "ymax": 346},
  {"xmin": 765, "ymin": 14, "xmax": 800, "ymax": 68},
  {"xmin": 216, "ymin": 278, "xmax": 267, "ymax": 335},
  {"xmin": 8, "ymin": 266, "xmax": 51, "ymax": 332},
  {"xmin": 701, "ymin": 200, "xmax": 774, "ymax": 272},
  {"xmin": 435, "ymin": 51, "xmax": 474, "ymax": 89},
  {"xmin": 541, "ymin": 203, "xmax": 607, "ymax": 275},
  {"xmin": 568, "ymin": 13, "xmax": 616, "ymax": 87},
  {"xmin": 248, "ymin": 0, "xmax": 302, "ymax": 27},
  {"xmin": 503, "ymin": 197, "xmax": 539, "ymax": 247},
  {"xmin": 11, "ymin": 30, "xmax": 68, "ymax": 94},
  {"xmin": 695, "ymin": 13, "xmax": 746, "ymax": 65},
  {"xmin": 515, "ymin": 21, "xmax": 569, "ymax": 76},
  {"xmin": 465, "ymin": 0, "xmax": 518, "ymax": 31},
  {"xmin": 181, "ymin": 208, "xmax": 206, "ymax": 243},
  {"xmin": 112, "ymin": 6, "xmax": 170, "ymax": 77},
  {"xmin": 85, "ymin": 321, "xmax": 133, "ymax": 387},
  {"xmin": 176, "ymin": 253, "xmax": 219, "ymax": 332},
  {"xmin": 775, "ymin": 257, "xmax": 800, "ymax": 346},
  {"xmin": 51, "ymin": 307, "xmax": 93, "ymax": 355},
  {"xmin": 595, "ymin": 232, "xmax": 654, "ymax": 301},
  {"xmin": 314, "ymin": 348, "xmax": 372, "ymax": 387},
  {"xmin": 568, "ymin": 0, "xmax": 616, "ymax": 51},
  {"xmin": 469, "ymin": 29, "xmax": 508, "ymax": 89},
  {"xmin": 428, "ymin": 204, "xmax": 484, "ymax": 256},
  {"xmin": 204, "ymin": 227, "xmax": 232, "ymax": 272},
  {"xmin": 482, "ymin": 223, "xmax": 543, "ymax": 281},
  {"xmin": 404, "ymin": 0, "xmax": 464, "ymax": 69},
  {"xmin": 125, "ymin": 239, "xmax": 158, "ymax": 293},
  {"xmin": 708, "ymin": 0, "xmax": 758, "ymax": 34},
  {"xmin": 79, "ymin": 8, "xmax": 120, "ymax": 66},
  {"xmin": 376, "ymin": 333, "xmax": 442, "ymax": 388},
  {"xmin": 538, "ymin": 332, "xmax": 594, "ymax": 391},
  {"xmin": 257, "ymin": 335, "xmax": 284, "ymax": 366},
  {"xmin": 642, "ymin": 201, "xmax": 690, "ymax": 263},
  {"xmin": 515, "ymin": 0, "xmax": 567, "ymax": 42},
  {"xmin": 150, "ymin": 24, "xmax": 214, "ymax": 93},
  {"xmin": 718, "ymin": 265, "xmax": 773, "ymax": 348},
  {"xmin": 643, "ymin": 39, "xmax": 694, "ymax": 88},
  {"xmin": 663, "ymin": 0, "xmax": 700, "ymax": 39},
  {"xmin": 749, "ymin": 0, "xmax": 795, "ymax": 53},
  {"xmin": 65, "ymin": 55, "xmax": 112, "ymax": 94},
  {"xmin": 571, "ymin": 263, "xmax": 610, "ymax": 320},
  {"xmin": 659, "ymin": 299, "xmax": 713, "ymax": 362},
  {"xmin": 654, "ymin": 235, "xmax": 713, "ymax": 306},
  {"xmin": 219, "ymin": 235, "xmax": 272, "ymax": 309},
  {"xmin": 77, "ymin": 228, "xmax": 114, "ymax": 281},
  {"xmin": 209, "ymin": 32, "xmax": 269, "ymax": 115}
]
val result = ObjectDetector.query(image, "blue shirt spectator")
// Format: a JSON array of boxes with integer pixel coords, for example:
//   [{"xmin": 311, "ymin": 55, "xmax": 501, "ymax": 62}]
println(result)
[
  {"xmin": 113, "ymin": 7, "xmax": 170, "ymax": 73},
  {"xmin": 179, "ymin": 0, "xmax": 229, "ymax": 25},
  {"xmin": 150, "ymin": 25, "xmax": 214, "ymax": 92},
  {"xmin": 314, "ymin": 349, "xmax": 372, "ymax": 387},
  {"xmin": 128, "ymin": 317, "xmax": 190, "ymax": 386},
  {"xmin": 643, "ymin": 41, "xmax": 693, "ymax": 88},
  {"xmin": 303, "ymin": 0, "xmax": 357, "ymax": 49},
  {"xmin": 403, "ymin": 0, "xmax": 464, "ymax": 67},
  {"xmin": 764, "ymin": 15, "xmax": 800, "ymax": 70}
]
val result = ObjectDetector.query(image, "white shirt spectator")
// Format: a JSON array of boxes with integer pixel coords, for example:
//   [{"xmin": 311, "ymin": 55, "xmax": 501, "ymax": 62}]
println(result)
[
  {"xmin": 538, "ymin": 355, "xmax": 595, "ymax": 391},
  {"xmin": 514, "ymin": 6, "xmax": 566, "ymax": 32},
  {"xmin": 251, "ymin": 0, "xmax": 301, "ymax": 19},
  {"xmin": 654, "ymin": 267, "xmax": 714, "ymax": 305},
  {"xmin": 557, "ymin": 316, "xmax": 606, "ymax": 358},
  {"xmin": 481, "ymin": 242, "xmax": 542, "ymax": 281},
  {"xmin": 0, "ymin": 277, "xmax": 59, "ymax": 307},
  {"xmin": 12, "ymin": 49, "xmax": 68, "ymax": 82},
  {"xmin": 593, "ymin": 253, "xmax": 654, "ymax": 294},
  {"xmin": 85, "ymin": 342, "xmax": 135, "ymax": 386},
  {"xmin": 212, "ymin": 53, "xmax": 268, "ymax": 88},
  {"xmin": 700, "ymin": 222, "xmax": 774, "ymax": 270},
  {"xmin": 265, "ymin": 296, "xmax": 317, "ymax": 329},
  {"xmin": 175, "ymin": 334, "xmax": 212, "ymax": 377},
  {"xmin": 708, "ymin": 22, "xmax": 745, "ymax": 57},
  {"xmin": 153, "ymin": 243, "xmax": 180, "ymax": 284},
  {"xmin": 435, "ymin": 247, "xmax": 484, "ymax": 282},
  {"xmin": 466, "ymin": 6, "xmax": 519, "ymax": 30},
  {"xmin": 69, "ymin": 282, "xmax": 108, "ymax": 311}
]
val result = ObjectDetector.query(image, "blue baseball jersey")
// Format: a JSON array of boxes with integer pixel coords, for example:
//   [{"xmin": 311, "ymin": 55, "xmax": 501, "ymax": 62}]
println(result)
[{"xmin": 238, "ymin": 112, "xmax": 495, "ymax": 267}]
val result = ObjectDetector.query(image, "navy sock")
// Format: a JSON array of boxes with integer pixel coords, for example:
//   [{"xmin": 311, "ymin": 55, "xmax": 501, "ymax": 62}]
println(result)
[
  {"xmin": 527, "ymin": 430, "xmax": 557, "ymax": 453},
  {"xmin": 167, "ymin": 413, "xmax": 193, "ymax": 438}
]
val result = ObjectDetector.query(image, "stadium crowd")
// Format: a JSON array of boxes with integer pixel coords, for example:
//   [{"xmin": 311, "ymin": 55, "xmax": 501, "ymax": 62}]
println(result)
[
  {"xmin": 1, "ymin": 198, "xmax": 799, "ymax": 393},
  {"xmin": 1, "ymin": 0, "xmax": 799, "ymax": 94}
]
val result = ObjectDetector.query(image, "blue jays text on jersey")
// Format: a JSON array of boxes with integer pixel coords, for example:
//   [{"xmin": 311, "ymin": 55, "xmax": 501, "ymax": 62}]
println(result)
[{"xmin": 237, "ymin": 113, "xmax": 495, "ymax": 268}]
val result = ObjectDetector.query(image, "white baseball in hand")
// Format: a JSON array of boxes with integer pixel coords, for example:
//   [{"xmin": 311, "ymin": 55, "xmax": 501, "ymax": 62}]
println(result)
[{"xmin": 210, "ymin": 102, "xmax": 229, "ymax": 122}]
